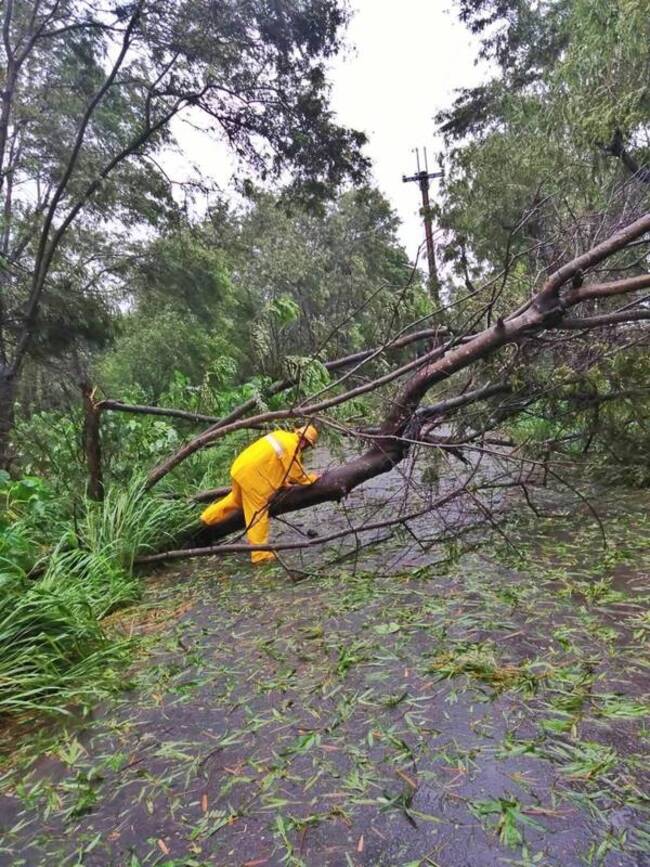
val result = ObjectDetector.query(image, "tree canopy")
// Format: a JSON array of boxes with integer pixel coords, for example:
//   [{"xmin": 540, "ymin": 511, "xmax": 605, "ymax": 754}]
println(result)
[{"xmin": 0, "ymin": 0, "xmax": 369, "ymax": 465}]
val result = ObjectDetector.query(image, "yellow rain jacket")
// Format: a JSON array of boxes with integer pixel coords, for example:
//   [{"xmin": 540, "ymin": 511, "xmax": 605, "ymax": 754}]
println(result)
[{"xmin": 200, "ymin": 429, "xmax": 318, "ymax": 563}]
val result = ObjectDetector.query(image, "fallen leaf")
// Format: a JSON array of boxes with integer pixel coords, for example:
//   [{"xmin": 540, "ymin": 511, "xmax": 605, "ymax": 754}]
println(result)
[
  {"xmin": 374, "ymin": 622, "xmax": 401, "ymax": 635},
  {"xmin": 357, "ymin": 834, "xmax": 364, "ymax": 852}
]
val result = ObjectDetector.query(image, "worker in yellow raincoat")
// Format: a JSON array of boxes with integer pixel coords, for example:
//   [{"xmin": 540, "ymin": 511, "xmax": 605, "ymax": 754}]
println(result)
[{"xmin": 200, "ymin": 424, "xmax": 319, "ymax": 564}]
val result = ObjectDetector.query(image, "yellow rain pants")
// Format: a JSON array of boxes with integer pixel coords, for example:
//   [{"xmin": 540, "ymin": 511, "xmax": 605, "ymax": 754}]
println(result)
[{"xmin": 200, "ymin": 430, "xmax": 318, "ymax": 564}]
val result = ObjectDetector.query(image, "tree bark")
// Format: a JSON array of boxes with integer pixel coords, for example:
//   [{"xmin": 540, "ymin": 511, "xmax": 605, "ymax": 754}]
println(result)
[{"xmin": 81, "ymin": 383, "xmax": 104, "ymax": 501}]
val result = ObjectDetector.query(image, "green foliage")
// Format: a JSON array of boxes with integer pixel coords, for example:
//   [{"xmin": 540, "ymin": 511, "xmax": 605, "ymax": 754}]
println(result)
[
  {"xmin": 96, "ymin": 308, "xmax": 234, "ymax": 400},
  {"xmin": 0, "ymin": 579, "xmax": 129, "ymax": 716},
  {"xmin": 268, "ymin": 294, "xmax": 301, "ymax": 328},
  {"xmin": 76, "ymin": 478, "xmax": 194, "ymax": 576},
  {"xmin": 440, "ymin": 0, "xmax": 650, "ymax": 297},
  {"xmin": 228, "ymin": 187, "xmax": 429, "ymax": 376},
  {"xmin": 2, "ymin": 0, "xmax": 369, "ymax": 467},
  {"xmin": 90, "ymin": 184, "xmax": 420, "ymax": 406},
  {"xmin": 0, "ymin": 473, "xmax": 193, "ymax": 718},
  {"xmin": 14, "ymin": 411, "xmax": 86, "ymax": 494},
  {"xmin": 133, "ymin": 230, "xmax": 233, "ymax": 323},
  {"xmin": 501, "ymin": 346, "xmax": 650, "ymax": 486},
  {"xmin": 16, "ymin": 364, "xmax": 266, "ymax": 496},
  {"xmin": 282, "ymin": 356, "xmax": 332, "ymax": 401},
  {"xmin": 0, "ymin": 474, "xmax": 62, "ymax": 577},
  {"xmin": 558, "ymin": 0, "xmax": 650, "ymax": 145},
  {"xmin": 0, "ymin": 507, "xmax": 118, "ymax": 715},
  {"xmin": 469, "ymin": 796, "xmax": 545, "ymax": 848},
  {"xmin": 436, "ymin": 0, "xmax": 650, "ymax": 482}
]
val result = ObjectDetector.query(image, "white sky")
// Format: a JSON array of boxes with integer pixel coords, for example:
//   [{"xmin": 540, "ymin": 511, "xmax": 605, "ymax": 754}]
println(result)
[
  {"xmin": 330, "ymin": 1, "xmax": 485, "ymax": 256},
  {"xmin": 170, "ymin": 1, "xmax": 486, "ymax": 260}
]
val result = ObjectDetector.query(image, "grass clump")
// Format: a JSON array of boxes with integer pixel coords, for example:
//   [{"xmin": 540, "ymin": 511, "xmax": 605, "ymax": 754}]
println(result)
[
  {"xmin": 0, "ymin": 578, "xmax": 130, "ymax": 715},
  {"xmin": 427, "ymin": 641, "xmax": 539, "ymax": 695},
  {"xmin": 0, "ymin": 474, "xmax": 193, "ymax": 718}
]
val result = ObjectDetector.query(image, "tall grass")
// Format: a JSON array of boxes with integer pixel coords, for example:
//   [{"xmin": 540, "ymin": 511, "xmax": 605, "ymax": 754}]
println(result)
[
  {"xmin": 0, "ymin": 574, "xmax": 129, "ymax": 715},
  {"xmin": 0, "ymin": 477, "xmax": 194, "ymax": 718},
  {"xmin": 79, "ymin": 477, "xmax": 193, "ymax": 573}
]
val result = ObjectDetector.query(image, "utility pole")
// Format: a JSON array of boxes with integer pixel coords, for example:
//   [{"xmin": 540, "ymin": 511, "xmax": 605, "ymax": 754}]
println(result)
[{"xmin": 403, "ymin": 147, "xmax": 442, "ymax": 304}]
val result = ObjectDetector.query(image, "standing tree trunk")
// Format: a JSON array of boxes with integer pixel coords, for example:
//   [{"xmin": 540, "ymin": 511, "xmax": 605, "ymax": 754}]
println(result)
[
  {"xmin": 81, "ymin": 383, "xmax": 104, "ymax": 501},
  {"xmin": 0, "ymin": 366, "xmax": 16, "ymax": 471}
]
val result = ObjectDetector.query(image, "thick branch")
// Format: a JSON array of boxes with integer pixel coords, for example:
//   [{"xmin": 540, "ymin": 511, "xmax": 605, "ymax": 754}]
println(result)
[
  {"xmin": 565, "ymin": 273, "xmax": 650, "ymax": 305},
  {"xmin": 537, "ymin": 214, "xmax": 650, "ymax": 302}
]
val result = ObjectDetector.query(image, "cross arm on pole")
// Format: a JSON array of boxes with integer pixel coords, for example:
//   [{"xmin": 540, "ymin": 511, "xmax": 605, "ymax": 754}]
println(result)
[{"xmin": 402, "ymin": 171, "xmax": 443, "ymax": 184}]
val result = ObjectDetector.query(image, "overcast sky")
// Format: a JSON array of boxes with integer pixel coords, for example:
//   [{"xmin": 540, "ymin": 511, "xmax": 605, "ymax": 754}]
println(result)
[
  {"xmin": 330, "ymin": 1, "xmax": 485, "ymax": 256},
  {"xmin": 170, "ymin": 2, "xmax": 485, "ymax": 259}
]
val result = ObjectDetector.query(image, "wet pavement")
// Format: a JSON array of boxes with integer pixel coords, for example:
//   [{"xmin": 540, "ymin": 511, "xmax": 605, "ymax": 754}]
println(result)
[{"xmin": 0, "ymin": 478, "xmax": 649, "ymax": 866}]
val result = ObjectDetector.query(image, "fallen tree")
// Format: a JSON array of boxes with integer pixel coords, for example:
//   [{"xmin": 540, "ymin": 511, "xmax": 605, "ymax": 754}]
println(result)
[
  {"xmin": 78, "ymin": 324, "xmax": 450, "ymax": 501},
  {"xmin": 131, "ymin": 203, "xmax": 650, "ymax": 562}
]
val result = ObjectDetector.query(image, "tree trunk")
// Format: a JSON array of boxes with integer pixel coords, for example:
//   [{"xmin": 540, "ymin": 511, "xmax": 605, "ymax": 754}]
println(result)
[
  {"xmin": 81, "ymin": 383, "xmax": 104, "ymax": 501},
  {"xmin": 0, "ymin": 366, "xmax": 16, "ymax": 472}
]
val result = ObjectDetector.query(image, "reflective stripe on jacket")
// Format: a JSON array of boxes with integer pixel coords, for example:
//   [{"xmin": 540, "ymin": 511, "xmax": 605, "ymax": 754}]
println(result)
[{"xmin": 230, "ymin": 430, "xmax": 318, "ymax": 501}]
